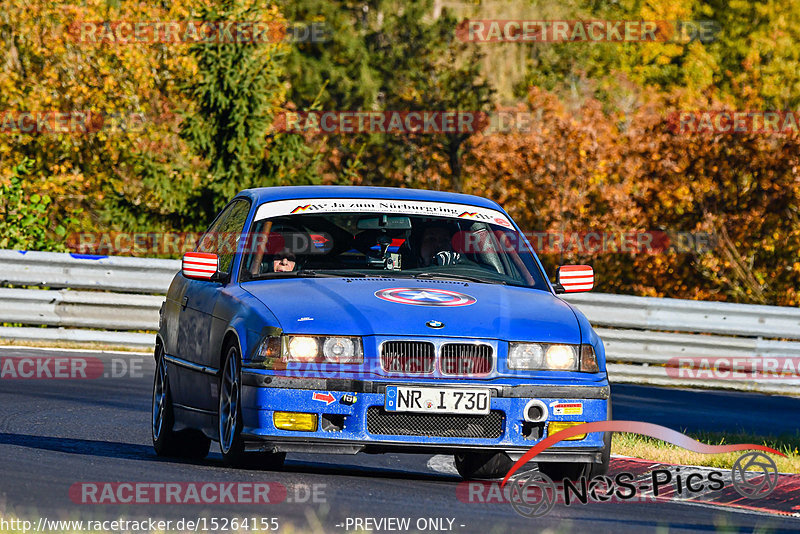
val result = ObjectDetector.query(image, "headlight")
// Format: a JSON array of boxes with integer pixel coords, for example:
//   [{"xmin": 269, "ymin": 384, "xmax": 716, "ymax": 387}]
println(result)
[
  {"xmin": 508, "ymin": 343, "xmax": 544, "ymax": 369},
  {"xmin": 545, "ymin": 344, "xmax": 578, "ymax": 370},
  {"xmin": 508, "ymin": 343, "xmax": 585, "ymax": 371},
  {"xmin": 287, "ymin": 336, "xmax": 320, "ymax": 362},
  {"xmin": 322, "ymin": 337, "xmax": 362, "ymax": 363},
  {"xmin": 283, "ymin": 335, "xmax": 363, "ymax": 364}
]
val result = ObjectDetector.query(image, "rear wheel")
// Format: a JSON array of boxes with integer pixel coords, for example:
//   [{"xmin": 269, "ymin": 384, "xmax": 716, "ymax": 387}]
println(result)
[
  {"xmin": 218, "ymin": 344, "xmax": 285, "ymax": 469},
  {"xmin": 454, "ymin": 451, "xmax": 515, "ymax": 480},
  {"xmin": 152, "ymin": 346, "xmax": 211, "ymax": 459}
]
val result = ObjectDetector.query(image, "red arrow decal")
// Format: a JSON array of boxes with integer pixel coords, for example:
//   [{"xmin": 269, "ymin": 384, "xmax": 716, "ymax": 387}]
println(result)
[{"xmin": 312, "ymin": 392, "xmax": 335, "ymax": 405}]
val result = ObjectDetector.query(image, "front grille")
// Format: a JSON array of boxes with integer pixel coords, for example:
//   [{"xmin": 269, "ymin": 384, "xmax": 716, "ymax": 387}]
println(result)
[
  {"xmin": 366, "ymin": 407, "xmax": 504, "ymax": 438},
  {"xmin": 381, "ymin": 341, "xmax": 435, "ymax": 374},
  {"xmin": 440, "ymin": 344, "xmax": 493, "ymax": 376}
]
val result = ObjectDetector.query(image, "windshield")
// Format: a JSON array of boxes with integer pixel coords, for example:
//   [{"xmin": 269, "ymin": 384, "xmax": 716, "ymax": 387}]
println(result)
[{"xmin": 239, "ymin": 203, "xmax": 549, "ymax": 290}]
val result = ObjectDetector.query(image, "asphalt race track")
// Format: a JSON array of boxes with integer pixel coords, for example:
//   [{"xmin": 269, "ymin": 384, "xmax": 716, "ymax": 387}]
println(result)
[{"xmin": 1, "ymin": 347, "xmax": 799, "ymax": 533}]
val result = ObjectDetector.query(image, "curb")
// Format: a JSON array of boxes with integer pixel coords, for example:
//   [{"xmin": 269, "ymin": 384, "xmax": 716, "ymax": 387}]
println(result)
[{"xmin": 610, "ymin": 457, "xmax": 800, "ymax": 517}]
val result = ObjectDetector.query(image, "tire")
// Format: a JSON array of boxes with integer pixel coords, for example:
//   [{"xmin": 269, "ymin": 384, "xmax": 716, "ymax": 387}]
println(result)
[
  {"xmin": 536, "ymin": 461, "xmax": 587, "ymax": 482},
  {"xmin": 454, "ymin": 451, "xmax": 515, "ymax": 480},
  {"xmin": 152, "ymin": 346, "xmax": 211, "ymax": 459},
  {"xmin": 537, "ymin": 431, "xmax": 611, "ymax": 481},
  {"xmin": 587, "ymin": 429, "xmax": 612, "ymax": 478},
  {"xmin": 218, "ymin": 343, "xmax": 285, "ymax": 469}
]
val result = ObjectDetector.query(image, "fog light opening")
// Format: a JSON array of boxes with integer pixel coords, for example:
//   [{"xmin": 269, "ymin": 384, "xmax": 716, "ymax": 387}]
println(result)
[
  {"xmin": 521, "ymin": 422, "xmax": 545, "ymax": 441},
  {"xmin": 321, "ymin": 413, "xmax": 346, "ymax": 432}
]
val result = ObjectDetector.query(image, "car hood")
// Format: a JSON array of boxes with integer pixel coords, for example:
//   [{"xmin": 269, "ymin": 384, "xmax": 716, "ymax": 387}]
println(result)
[{"xmin": 241, "ymin": 278, "xmax": 581, "ymax": 343}]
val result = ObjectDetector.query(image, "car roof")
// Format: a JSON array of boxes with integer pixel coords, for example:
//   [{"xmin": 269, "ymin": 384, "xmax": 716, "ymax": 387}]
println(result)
[{"xmin": 236, "ymin": 185, "xmax": 504, "ymax": 211}]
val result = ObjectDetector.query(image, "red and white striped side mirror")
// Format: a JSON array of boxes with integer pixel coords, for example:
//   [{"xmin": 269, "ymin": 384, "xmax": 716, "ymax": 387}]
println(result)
[
  {"xmin": 557, "ymin": 265, "xmax": 594, "ymax": 293},
  {"xmin": 182, "ymin": 252, "xmax": 219, "ymax": 281}
]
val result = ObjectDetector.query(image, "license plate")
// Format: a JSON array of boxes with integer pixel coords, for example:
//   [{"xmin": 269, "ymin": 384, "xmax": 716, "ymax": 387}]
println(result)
[{"xmin": 385, "ymin": 386, "xmax": 491, "ymax": 415}]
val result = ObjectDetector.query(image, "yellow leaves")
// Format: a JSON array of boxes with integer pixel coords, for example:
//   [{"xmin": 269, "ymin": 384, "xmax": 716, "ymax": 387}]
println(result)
[
  {"xmin": 0, "ymin": 0, "xmax": 209, "ymax": 232},
  {"xmin": 589, "ymin": 170, "xmax": 608, "ymax": 186},
  {"xmin": 640, "ymin": 0, "xmax": 694, "ymax": 21}
]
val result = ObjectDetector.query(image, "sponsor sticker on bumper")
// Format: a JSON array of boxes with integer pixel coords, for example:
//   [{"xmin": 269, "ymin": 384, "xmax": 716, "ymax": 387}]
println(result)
[{"xmin": 550, "ymin": 401, "xmax": 583, "ymax": 416}]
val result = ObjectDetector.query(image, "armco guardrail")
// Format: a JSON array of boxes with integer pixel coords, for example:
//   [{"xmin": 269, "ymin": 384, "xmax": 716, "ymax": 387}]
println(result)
[
  {"xmin": 563, "ymin": 292, "xmax": 800, "ymax": 340},
  {"xmin": 0, "ymin": 287, "xmax": 161, "ymax": 330},
  {"xmin": 0, "ymin": 249, "xmax": 179, "ymax": 294},
  {"xmin": 0, "ymin": 250, "xmax": 798, "ymax": 394},
  {"xmin": 0, "ymin": 249, "xmax": 175, "ymax": 350}
]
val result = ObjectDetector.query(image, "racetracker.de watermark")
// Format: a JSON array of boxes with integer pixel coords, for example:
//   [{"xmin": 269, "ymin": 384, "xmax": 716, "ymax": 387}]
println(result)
[
  {"xmin": 458, "ymin": 474, "xmax": 665, "ymax": 506},
  {"xmin": 0, "ymin": 356, "xmax": 143, "ymax": 380},
  {"xmin": 66, "ymin": 231, "xmax": 335, "ymax": 256},
  {"xmin": 667, "ymin": 357, "xmax": 800, "ymax": 380},
  {"xmin": 0, "ymin": 110, "xmax": 176, "ymax": 135},
  {"xmin": 456, "ymin": 20, "xmax": 720, "ymax": 43},
  {"xmin": 69, "ymin": 482, "xmax": 326, "ymax": 505},
  {"xmin": 669, "ymin": 111, "xmax": 800, "ymax": 134},
  {"xmin": 66, "ymin": 21, "xmax": 330, "ymax": 44},
  {"xmin": 0, "ymin": 111, "xmax": 103, "ymax": 135},
  {"xmin": 475, "ymin": 230, "xmax": 716, "ymax": 255},
  {"xmin": 273, "ymin": 110, "xmax": 614, "ymax": 135},
  {"xmin": 274, "ymin": 111, "xmax": 489, "ymax": 134}
]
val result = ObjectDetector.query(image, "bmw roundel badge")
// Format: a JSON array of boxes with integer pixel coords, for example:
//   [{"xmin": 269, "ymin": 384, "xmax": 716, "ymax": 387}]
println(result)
[{"xmin": 426, "ymin": 320, "xmax": 445, "ymax": 329}]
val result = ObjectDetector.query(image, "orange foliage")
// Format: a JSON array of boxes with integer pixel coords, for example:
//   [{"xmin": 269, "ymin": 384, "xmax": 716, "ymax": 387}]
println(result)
[{"xmin": 464, "ymin": 88, "xmax": 800, "ymax": 305}]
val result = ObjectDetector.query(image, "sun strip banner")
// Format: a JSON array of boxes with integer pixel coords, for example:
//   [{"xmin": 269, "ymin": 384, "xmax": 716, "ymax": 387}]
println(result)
[{"xmin": 254, "ymin": 198, "xmax": 514, "ymax": 228}]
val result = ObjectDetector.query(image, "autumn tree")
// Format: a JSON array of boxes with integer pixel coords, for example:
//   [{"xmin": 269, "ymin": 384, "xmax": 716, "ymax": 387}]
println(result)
[
  {"xmin": 281, "ymin": 0, "xmax": 494, "ymax": 191},
  {"xmin": 179, "ymin": 0, "xmax": 321, "ymax": 222},
  {"xmin": 465, "ymin": 88, "xmax": 800, "ymax": 305},
  {"xmin": 0, "ymin": 0, "xmax": 196, "ymax": 234}
]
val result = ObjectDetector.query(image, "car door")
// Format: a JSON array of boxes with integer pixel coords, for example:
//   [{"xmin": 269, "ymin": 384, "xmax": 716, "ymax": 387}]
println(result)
[{"xmin": 173, "ymin": 198, "xmax": 251, "ymax": 410}]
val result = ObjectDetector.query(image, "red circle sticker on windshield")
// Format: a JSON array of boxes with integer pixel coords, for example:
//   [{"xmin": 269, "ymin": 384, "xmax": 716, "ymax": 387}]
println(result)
[{"xmin": 375, "ymin": 288, "xmax": 477, "ymax": 307}]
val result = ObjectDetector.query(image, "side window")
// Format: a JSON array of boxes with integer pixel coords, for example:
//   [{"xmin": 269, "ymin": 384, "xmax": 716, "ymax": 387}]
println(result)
[{"xmin": 196, "ymin": 199, "xmax": 251, "ymax": 274}]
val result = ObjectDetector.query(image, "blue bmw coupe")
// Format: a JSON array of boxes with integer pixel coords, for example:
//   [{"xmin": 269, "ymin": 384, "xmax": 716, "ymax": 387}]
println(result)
[{"xmin": 152, "ymin": 186, "xmax": 610, "ymax": 480}]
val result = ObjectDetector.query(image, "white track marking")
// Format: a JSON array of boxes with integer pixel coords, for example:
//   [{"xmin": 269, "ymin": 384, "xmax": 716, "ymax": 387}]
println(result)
[{"xmin": 0, "ymin": 345, "xmax": 150, "ymax": 356}]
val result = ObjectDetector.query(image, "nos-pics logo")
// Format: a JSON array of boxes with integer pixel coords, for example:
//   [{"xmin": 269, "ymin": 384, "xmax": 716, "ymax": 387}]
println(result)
[{"xmin": 502, "ymin": 421, "xmax": 782, "ymax": 518}]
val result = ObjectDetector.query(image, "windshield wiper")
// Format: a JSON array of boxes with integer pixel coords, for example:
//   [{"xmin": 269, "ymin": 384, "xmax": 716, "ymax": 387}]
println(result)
[
  {"xmin": 297, "ymin": 270, "xmax": 369, "ymax": 278},
  {"xmin": 412, "ymin": 272, "xmax": 507, "ymax": 285},
  {"xmin": 246, "ymin": 270, "xmax": 366, "ymax": 280}
]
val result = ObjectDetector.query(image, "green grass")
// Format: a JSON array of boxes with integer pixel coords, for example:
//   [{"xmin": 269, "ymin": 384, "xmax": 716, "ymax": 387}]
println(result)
[{"xmin": 612, "ymin": 430, "xmax": 800, "ymax": 473}]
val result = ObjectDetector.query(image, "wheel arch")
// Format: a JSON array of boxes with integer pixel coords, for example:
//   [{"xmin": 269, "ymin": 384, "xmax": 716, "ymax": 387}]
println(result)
[{"xmin": 219, "ymin": 327, "xmax": 245, "ymax": 375}]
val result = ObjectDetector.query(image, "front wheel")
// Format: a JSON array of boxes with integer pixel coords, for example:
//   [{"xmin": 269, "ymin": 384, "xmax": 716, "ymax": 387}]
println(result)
[
  {"xmin": 218, "ymin": 344, "xmax": 285, "ymax": 469},
  {"xmin": 454, "ymin": 451, "xmax": 515, "ymax": 480},
  {"xmin": 219, "ymin": 345, "xmax": 246, "ymax": 465},
  {"xmin": 537, "ymin": 431, "xmax": 611, "ymax": 481}
]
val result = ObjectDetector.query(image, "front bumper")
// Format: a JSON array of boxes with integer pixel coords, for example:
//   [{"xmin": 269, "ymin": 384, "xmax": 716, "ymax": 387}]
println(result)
[{"xmin": 240, "ymin": 372, "xmax": 610, "ymax": 462}]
